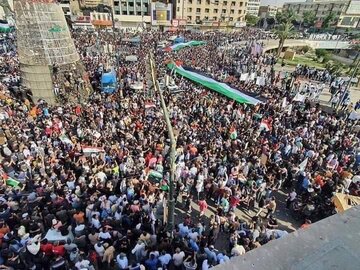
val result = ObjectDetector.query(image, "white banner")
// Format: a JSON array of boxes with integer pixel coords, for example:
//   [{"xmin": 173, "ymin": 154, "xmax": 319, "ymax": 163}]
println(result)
[{"xmin": 240, "ymin": 73, "xmax": 249, "ymax": 81}]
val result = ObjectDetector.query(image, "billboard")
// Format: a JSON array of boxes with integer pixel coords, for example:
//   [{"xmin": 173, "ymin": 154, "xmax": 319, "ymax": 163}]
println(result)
[{"xmin": 151, "ymin": 2, "xmax": 172, "ymax": 26}]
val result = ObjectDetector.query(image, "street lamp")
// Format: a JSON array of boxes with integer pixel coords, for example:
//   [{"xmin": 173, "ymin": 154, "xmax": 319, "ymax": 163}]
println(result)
[
  {"xmin": 148, "ymin": 53, "xmax": 176, "ymax": 233},
  {"xmin": 336, "ymin": 52, "xmax": 360, "ymax": 110}
]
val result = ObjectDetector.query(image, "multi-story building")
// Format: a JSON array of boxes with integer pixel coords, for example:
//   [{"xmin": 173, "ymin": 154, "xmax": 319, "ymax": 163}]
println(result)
[
  {"xmin": 259, "ymin": 6, "xmax": 278, "ymax": 18},
  {"xmin": 175, "ymin": 0, "xmax": 248, "ymax": 25},
  {"xmin": 337, "ymin": 0, "xmax": 360, "ymax": 28},
  {"xmin": 283, "ymin": 0, "xmax": 360, "ymax": 28},
  {"xmin": 246, "ymin": 0, "xmax": 260, "ymax": 16},
  {"xmin": 112, "ymin": 0, "xmax": 151, "ymax": 28},
  {"xmin": 258, "ymin": 5, "xmax": 277, "ymax": 18}
]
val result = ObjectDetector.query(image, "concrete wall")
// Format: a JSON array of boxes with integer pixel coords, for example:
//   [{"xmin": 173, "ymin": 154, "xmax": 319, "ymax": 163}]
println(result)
[{"xmin": 213, "ymin": 206, "xmax": 360, "ymax": 270}]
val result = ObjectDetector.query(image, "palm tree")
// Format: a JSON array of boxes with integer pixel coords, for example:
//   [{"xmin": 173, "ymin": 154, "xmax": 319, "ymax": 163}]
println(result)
[
  {"xmin": 275, "ymin": 22, "xmax": 295, "ymax": 57},
  {"xmin": 275, "ymin": 9, "xmax": 297, "ymax": 56}
]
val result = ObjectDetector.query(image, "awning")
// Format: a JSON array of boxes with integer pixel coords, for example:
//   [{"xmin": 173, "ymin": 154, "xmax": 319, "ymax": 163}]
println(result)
[{"xmin": 332, "ymin": 193, "xmax": 360, "ymax": 213}]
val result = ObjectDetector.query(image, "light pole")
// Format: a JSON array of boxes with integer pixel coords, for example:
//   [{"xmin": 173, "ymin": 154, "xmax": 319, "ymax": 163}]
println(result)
[
  {"xmin": 148, "ymin": 53, "xmax": 176, "ymax": 233},
  {"xmin": 336, "ymin": 52, "xmax": 360, "ymax": 110}
]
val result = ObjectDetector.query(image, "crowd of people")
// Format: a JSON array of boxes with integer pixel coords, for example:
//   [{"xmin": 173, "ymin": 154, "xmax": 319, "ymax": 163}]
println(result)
[{"xmin": 0, "ymin": 27, "xmax": 360, "ymax": 270}]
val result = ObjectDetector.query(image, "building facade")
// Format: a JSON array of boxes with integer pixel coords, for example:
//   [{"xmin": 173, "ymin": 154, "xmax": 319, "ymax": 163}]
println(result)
[
  {"xmin": 175, "ymin": 0, "xmax": 248, "ymax": 26},
  {"xmin": 283, "ymin": 0, "xmax": 360, "ymax": 28},
  {"xmin": 337, "ymin": 0, "xmax": 360, "ymax": 28},
  {"xmin": 246, "ymin": 0, "xmax": 259, "ymax": 16},
  {"xmin": 112, "ymin": 0, "xmax": 151, "ymax": 28},
  {"xmin": 258, "ymin": 5, "xmax": 277, "ymax": 18}
]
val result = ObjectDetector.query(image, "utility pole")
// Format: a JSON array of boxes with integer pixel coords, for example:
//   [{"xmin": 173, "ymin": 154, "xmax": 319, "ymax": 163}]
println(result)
[
  {"xmin": 148, "ymin": 53, "xmax": 176, "ymax": 233},
  {"xmin": 336, "ymin": 53, "xmax": 360, "ymax": 110}
]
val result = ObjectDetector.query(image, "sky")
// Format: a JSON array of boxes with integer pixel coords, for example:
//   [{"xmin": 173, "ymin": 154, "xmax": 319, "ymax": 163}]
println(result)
[{"xmin": 261, "ymin": 0, "xmax": 305, "ymax": 7}]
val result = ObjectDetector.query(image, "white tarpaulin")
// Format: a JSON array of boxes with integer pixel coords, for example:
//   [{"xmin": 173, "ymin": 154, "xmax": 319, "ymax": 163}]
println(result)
[
  {"xmin": 293, "ymin": 93, "xmax": 306, "ymax": 102},
  {"xmin": 256, "ymin": 77, "xmax": 265, "ymax": 86},
  {"xmin": 125, "ymin": 55, "xmax": 138, "ymax": 62},
  {"xmin": 240, "ymin": 73, "xmax": 248, "ymax": 81}
]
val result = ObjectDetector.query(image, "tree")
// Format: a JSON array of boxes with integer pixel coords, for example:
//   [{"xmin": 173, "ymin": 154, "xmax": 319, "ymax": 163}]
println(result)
[
  {"xmin": 245, "ymin": 14, "xmax": 259, "ymax": 26},
  {"xmin": 276, "ymin": 9, "xmax": 298, "ymax": 25},
  {"xmin": 274, "ymin": 9, "xmax": 297, "ymax": 56},
  {"xmin": 275, "ymin": 22, "xmax": 295, "ymax": 56},
  {"xmin": 303, "ymin": 11, "xmax": 317, "ymax": 27},
  {"xmin": 325, "ymin": 61, "xmax": 344, "ymax": 77},
  {"xmin": 315, "ymin": 49, "xmax": 330, "ymax": 63},
  {"xmin": 322, "ymin": 12, "xmax": 337, "ymax": 28}
]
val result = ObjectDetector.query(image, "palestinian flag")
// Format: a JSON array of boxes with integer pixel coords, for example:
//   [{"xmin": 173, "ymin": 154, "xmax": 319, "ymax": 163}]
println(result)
[
  {"xmin": 164, "ymin": 41, "xmax": 206, "ymax": 52},
  {"xmin": 2, "ymin": 174, "xmax": 22, "ymax": 188},
  {"xmin": 259, "ymin": 120, "xmax": 270, "ymax": 131},
  {"xmin": 167, "ymin": 62, "xmax": 261, "ymax": 105},
  {"xmin": 230, "ymin": 126, "xmax": 237, "ymax": 140},
  {"xmin": 59, "ymin": 134, "xmax": 74, "ymax": 146},
  {"xmin": 0, "ymin": 20, "xmax": 12, "ymax": 33},
  {"xmin": 82, "ymin": 146, "xmax": 105, "ymax": 154},
  {"xmin": 148, "ymin": 170, "xmax": 163, "ymax": 182}
]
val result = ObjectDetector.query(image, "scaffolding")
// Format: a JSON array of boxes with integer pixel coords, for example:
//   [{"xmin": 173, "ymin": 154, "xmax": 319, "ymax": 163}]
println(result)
[
  {"xmin": 14, "ymin": 0, "xmax": 81, "ymax": 103},
  {"xmin": 15, "ymin": 0, "xmax": 79, "ymax": 65}
]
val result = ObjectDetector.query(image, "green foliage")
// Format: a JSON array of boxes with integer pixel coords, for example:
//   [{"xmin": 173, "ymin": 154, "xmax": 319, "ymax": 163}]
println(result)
[
  {"xmin": 301, "ymin": 46, "xmax": 311, "ymax": 54},
  {"xmin": 322, "ymin": 12, "xmax": 337, "ymax": 28},
  {"xmin": 245, "ymin": 14, "xmax": 259, "ymax": 26},
  {"xmin": 303, "ymin": 11, "xmax": 317, "ymax": 27},
  {"xmin": 276, "ymin": 9, "xmax": 298, "ymax": 25},
  {"xmin": 325, "ymin": 61, "xmax": 345, "ymax": 77},
  {"xmin": 315, "ymin": 49, "xmax": 329, "ymax": 59}
]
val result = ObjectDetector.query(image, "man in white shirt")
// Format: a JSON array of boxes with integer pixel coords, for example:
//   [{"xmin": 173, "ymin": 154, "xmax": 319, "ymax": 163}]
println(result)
[
  {"xmin": 116, "ymin": 253, "xmax": 129, "ymax": 269},
  {"xmin": 172, "ymin": 248, "xmax": 185, "ymax": 268},
  {"xmin": 231, "ymin": 243, "xmax": 246, "ymax": 256}
]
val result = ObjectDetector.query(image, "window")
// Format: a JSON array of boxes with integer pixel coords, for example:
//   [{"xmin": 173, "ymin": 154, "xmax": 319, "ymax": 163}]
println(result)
[
  {"xmin": 177, "ymin": 7, "xmax": 180, "ymax": 12},
  {"xmin": 238, "ymin": 10, "xmax": 242, "ymax": 14},
  {"xmin": 223, "ymin": 1, "xmax": 227, "ymax": 5},
  {"xmin": 205, "ymin": 8, "xmax": 209, "ymax": 13},
  {"xmin": 129, "ymin": 11, "xmax": 134, "ymax": 15},
  {"xmin": 213, "ymin": 16, "xmax": 217, "ymax": 20},
  {"xmin": 230, "ymin": 9, "xmax": 234, "ymax": 14},
  {"xmin": 129, "ymin": 2, "xmax": 133, "ymax": 7},
  {"xmin": 206, "ymin": 0, "xmax": 210, "ymax": 4},
  {"xmin": 197, "ymin": 0, "xmax": 201, "ymax": 4},
  {"xmin": 188, "ymin": 15, "xmax": 192, "ymax": 20},
  {"xmin": 196, "ymin": 8, "xmax": 201, "ymax": 13},
  {"xmin": 240, "ymin": 2, "xmax": 243, "ymax": 7},
  {"xmin": 204, "ymin": 16, "xmax": 209, "ymax": 20},
  {"xmin": 188, "ymin": 0, "xmax": 192, "ymax": 4},
  {"xmin": 188, "ymin": 7, "xmax": 192, "ymax": 12},
  {"xmin": 229, "ymin": 17, "xmax": 233, "ymax": 21},
  {"xmin": 214, "ymin": 8, "xmax": 218, "ymax": 13},
  {"xmin": 231, "ymin": 1, "xmax": 235, "ymax": 6},
  {"xmin": 196, "ymin": 16, "xmax": 200, "ymax": 20},
  {"xmin": 222, "ymin": 9, "xmax": 226, "ymax": 13}
]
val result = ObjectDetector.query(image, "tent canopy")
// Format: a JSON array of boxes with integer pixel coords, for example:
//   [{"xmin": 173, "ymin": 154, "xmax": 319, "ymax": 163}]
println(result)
[
  {"xmin": 174, "ymin": 36, "xmax": 185, "ymax": 44},
  {"xmin": 332, "ymin": 193, "xmax": 360, "ymax": 213},
  {"xmin": 101, "ymin": 73, "xmax": 115, "ymax": 84}
]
